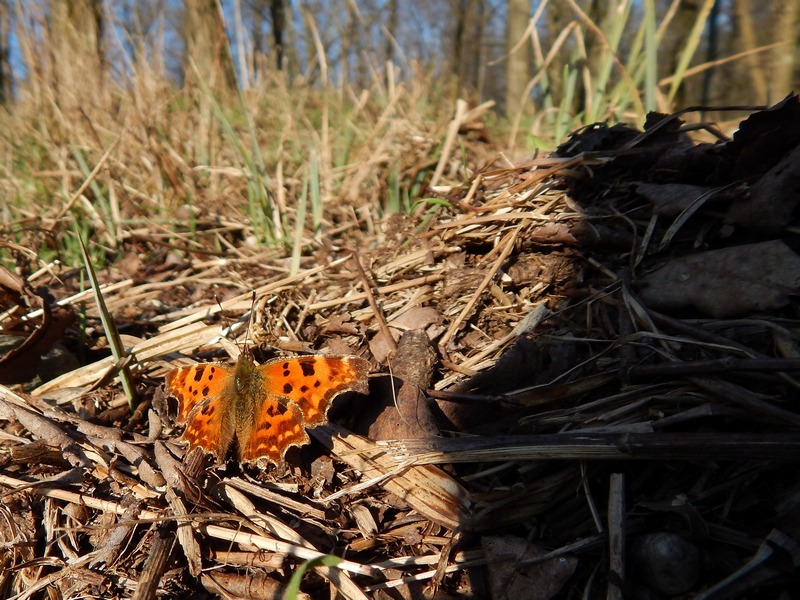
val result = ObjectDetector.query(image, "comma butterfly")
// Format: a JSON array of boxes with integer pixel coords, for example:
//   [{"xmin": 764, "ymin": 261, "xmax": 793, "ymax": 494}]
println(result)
[{"xmin": 164, "ymin": 353, "xmax": 370, "ymax": 465}]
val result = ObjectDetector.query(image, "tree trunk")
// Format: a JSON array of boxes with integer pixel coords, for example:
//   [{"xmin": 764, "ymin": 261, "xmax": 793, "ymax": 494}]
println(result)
[
  {"xmin": 184, "ymin": 0, "xmax": 237, "ymax": 94},
  {"xmin": 451, "ymin": 0, "xmax": 487, "ymax": 96},
  {"xmin": 47, "ymin": 0, "xmax": 104, "ymax": 111},
  {"xmin": 505, "ymin": 0, "xmax": 531, "ymax": 117},
  {"xmin": 769, "ymin": 0, "xmax": 799, "ymax": 102},
  {"xmin": 0, "ymin": 1, "xmax": 11, "ymax": 103},
  {"xmin": 731, "ymin": 0, "xmax": 766, "ymax": 103},
  {"xmin": 270, "ymin": 0, "xmax": 287, "ymax": 71},
  {"xmin": 668, "ymin": 1, "xmax": 703, "ymax": 108},
  {"xmin": 384, "ymin": 0, "xmax": 398, "ymax": 67}
]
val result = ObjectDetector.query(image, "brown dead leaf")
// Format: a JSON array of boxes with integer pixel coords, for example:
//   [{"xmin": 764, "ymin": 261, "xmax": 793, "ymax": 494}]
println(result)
[
  {"xmin": 725, "ymin": 143, "xmax": 800, "ymax": 234},
  {"xmin": 634, "ymin": 182, "xmax": 714, "ymax": 216},
  {"xmin": 0, "ymin": 265, "xmax": 25, "ymax": 298},
  {"xmin": 367, "ymin": 330, "xmax": 439, "ymax": 441},
  {"xmin": 729, "ymin": 92, "xmax": 800, "ymax": 178},
  {"xmin": 320, "ymin": 313, "xmax": 361, "ymax": 336},
  {"xmin": 639, "ymin": 240, "xmax": 800, "ymax": 318},
  {"xmin": 0, "ymin": 266, "xmax": 75, "ymax": 384},
  {"xmin": 390, "ymin": 306, "xmax": 443, "ymax": 331},
  {"xmin": 368, "ymin": 307, "xmax": 443, "ymax": 363}
]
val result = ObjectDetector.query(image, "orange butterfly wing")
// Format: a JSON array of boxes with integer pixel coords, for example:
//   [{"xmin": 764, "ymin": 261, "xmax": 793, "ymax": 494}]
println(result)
[
  {"xmin": 165, "ymin": 363, "xmax": 236, "ymax": 463},
  {"xmin": 238, "ymin": 355, "xmax": 370, "ymax": 464}
]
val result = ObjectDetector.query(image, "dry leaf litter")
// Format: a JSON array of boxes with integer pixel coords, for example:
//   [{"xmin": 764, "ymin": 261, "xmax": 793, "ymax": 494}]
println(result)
[{"xmin": 2, "ymin": 95, "xmax": 800, "ymax": 599}]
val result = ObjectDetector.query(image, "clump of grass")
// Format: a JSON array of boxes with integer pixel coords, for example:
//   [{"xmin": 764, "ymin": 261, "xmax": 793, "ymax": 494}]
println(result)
[
  {"xmin": 0, "ymin": 46, "xmax": 461, "ymax": 271},
  {"xmin": 0, "ymin": 1, "xmax": 744, "ymax": 272},
  {"xmin": 508, "ymin": 0, "xmax": 724, "ymax": 149}
]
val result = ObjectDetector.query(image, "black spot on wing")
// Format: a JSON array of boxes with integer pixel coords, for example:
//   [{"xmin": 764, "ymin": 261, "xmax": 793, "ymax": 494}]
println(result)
[
  {"xmin": 300, "ymin": 361, "xmax": 316, "ymax": 377},
  {"xmin": 266, "ymin": 404, "xmax": 289, "ymax": 417}
]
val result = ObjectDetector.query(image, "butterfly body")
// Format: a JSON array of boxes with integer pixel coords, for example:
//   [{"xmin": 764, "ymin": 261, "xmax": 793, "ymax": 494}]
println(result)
[{"xmin": 165, "ymin": 353, "xmax": 370, "ymax": 465}]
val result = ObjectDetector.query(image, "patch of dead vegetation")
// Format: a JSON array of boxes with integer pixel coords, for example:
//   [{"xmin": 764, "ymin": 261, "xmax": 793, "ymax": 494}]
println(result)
[{"xmin": 3, "ymin": 96, "xmax": 800, "ymax": 598}]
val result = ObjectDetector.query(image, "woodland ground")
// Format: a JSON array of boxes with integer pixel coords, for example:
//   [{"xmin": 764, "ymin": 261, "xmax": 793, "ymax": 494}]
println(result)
[{"xmin": 1, "ymin": 92, "xmax": 800, "ymax": 599}]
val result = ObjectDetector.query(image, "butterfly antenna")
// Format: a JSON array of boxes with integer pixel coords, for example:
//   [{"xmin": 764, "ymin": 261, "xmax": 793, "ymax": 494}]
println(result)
[
  {"xmin": 213, "ymin": 294, "xmax": 250, "ymax": 356},
  {"xmin": 243, "ymin": 291, "xmax": 257, "ymax": 355},
  {"xmin": 214, "ymin": 294, "xmax": 234, "ymax": 338},
  {"xmin": 387, "ymin": 360, "xmax": 411, "ymax": 428}
]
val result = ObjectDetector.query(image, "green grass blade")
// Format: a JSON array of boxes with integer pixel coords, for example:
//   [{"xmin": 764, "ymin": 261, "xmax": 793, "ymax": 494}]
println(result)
[
  {"xmin": 667, "ymin": 0, "xmax": 715, "ymax": 104},
  {"xmin": 588, "ymin": 0, "xmax": 633, "ymax": 122},
  {"xmin": 290, "ymin": 175, "xmax": 309, "ymax": 277},
  {"xmin": 76, "ymin": 231, "xmax": 136, "ymax": 409},
  {"xmin": 556, "ymin": 64, "xmax": 578, "ymax": 142},
  {"xmin": 643, "ymin": 0, "xmax": 658, "ymax": 112},
  {"xmin": 309, "ymin": 151, "xmax": 322, "ymax": 234},
  {"xmin": 284, "ymin": 555, "xmax": 343, "ymax": 599},
  {"xmin": 190, "ymin": 61, "xmax": 277, "ymax": 244}
]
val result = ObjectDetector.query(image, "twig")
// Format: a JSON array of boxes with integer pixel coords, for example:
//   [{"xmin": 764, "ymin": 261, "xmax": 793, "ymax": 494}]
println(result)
[
  {"xmin": 55, "ymin": 136, "xmax": 120, "ymax": 221},
  {"xmin": 689, "ymin": 377, "xmax": 800, "ymax": 428},
  {"xmin": 201, "ymin": 524, "xmax": 379, "ymax": 577},
  {"xmin": 387, "ymin": 432, "xmax": 800, "ymax": 463},
  {"xmin": 439, "ymin": 225, "xmax": 521, "ymax": 352},
  {"xmin": 351, "ymin": 254, "xmax": 396, "ymax": 354},
  {"xmin": 131, "ymin": 526, "xmax": 175, "ymax": 600},
  {"xmin": 428, "ymin": 99, "xmax": 468, "ymax": 189},
  {"xmin": 308, "ymin": 273, "xmax": 444, "ymax": 311},
  {"xmin": 628, "ymin": 357, "xmax": 800, "ymax": 380},
  {"xmin": 607, "ymin": 473, "xmax": 626, "ymax": 600}
]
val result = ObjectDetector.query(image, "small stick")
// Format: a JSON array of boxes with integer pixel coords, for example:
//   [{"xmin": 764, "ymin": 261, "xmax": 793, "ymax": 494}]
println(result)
[
  {"xmin": 439, "ymin": 225, "xmax": 521, "ymax": 353},
  {"xmin": 131, "ymin": 526, "xmax": 175, "ymax": 600},
  {"xmin": 607, "ymin": 473, "xmax": 626, "ymax": 600},
  {"xmin": 351, "ymin": 254, "xmax": 396, "ymax": 355},
  {"xmin": 628, "ymin": 357, "xmax": 800, "ymax": 380},
  {"xmin": 388, "ymin": 432, "xmax": 800, "ymax": 463}
]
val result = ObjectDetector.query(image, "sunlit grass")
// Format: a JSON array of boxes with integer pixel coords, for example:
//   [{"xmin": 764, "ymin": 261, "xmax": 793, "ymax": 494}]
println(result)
[
  {"xmin": 511, "ymin": 0, "xmax": 721, "ymax": 148},
  {"xmin": 0, "ymin": 1, "xmax": 737, "ymax": 273}
]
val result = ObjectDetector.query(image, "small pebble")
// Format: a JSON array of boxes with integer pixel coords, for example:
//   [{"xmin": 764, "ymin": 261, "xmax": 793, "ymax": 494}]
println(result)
[{"xmin": 631, "ymin": 532, "xmax": 701, "ymax": 595}]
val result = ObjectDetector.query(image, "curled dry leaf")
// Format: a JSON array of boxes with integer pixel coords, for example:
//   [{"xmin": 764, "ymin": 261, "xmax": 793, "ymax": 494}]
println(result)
[
  {"xmin": 366, "ymin": 329, "xmax": 439, "ymax": 441},
  {"xmin": 634, "ymin": 182, "xmax": 715, "ymax": 216},
  {"xmin": 0, "ymin": 266, "xmax": 75, "ymax": 384},
  {"xmin": 725, "ymin": 143, "xmax": 800, "ymax": 234},
  {"xmin": 639, "ymin": 240, "xmax": 800, "ymax": 318}
]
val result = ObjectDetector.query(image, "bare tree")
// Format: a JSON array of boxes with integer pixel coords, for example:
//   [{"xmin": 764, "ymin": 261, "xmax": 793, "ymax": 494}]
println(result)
[
  {"xmin": 384, "ymin": 0, "xmax": 398, "ymax": 66},
  {"xmin": 718, "ymin": 1, "xmax": 797, "ymax": 105},
  {"xmin": 115, "ymin": 0, "xmax": 169, "ymax": 80},
  {"xmin": 246, "ymin": 0, "xmax": 296, "ymax": 81},
  {"xmin": 184, "ymin": 0, "xmax": 237, "ymax": 93},
  {"xmin": 505, "ymin": 0, "xmax": 530, "ymax": 116},
  {"xmin": 0, "ymin": 0, "xmax": 11, "ymax": 103},
  {"xmin": 47, "ymin": 0, "xmax": 104, "ymax": 110},
  {"xmin": 768, "ymin": 0, "xmax": 799, "ymax": 101},
  {"xmin": 448, "ymin": 0, "xmax": 490, "ymax": 96},
  {"xmin": 668, "ymin": 0, "xmax": 705, "ymax": 108},
  {"xmin": 270, "ymin": 0, "xmax": 288, "ymax": 71},
  {"xmin": 732, "ymin": 0, "xmax": 767, "ymax": 102}
]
